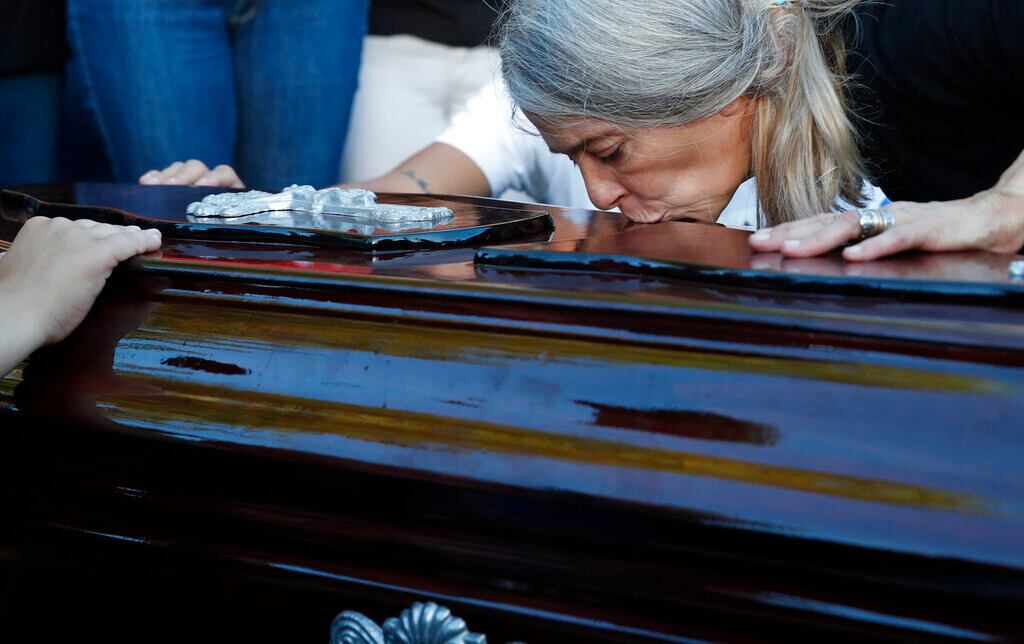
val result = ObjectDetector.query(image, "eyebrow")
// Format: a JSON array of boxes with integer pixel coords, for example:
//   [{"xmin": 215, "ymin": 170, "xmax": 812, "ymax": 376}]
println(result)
[
  {"xmin": 548, "ymin": 140, "xmax": 588, "ymax": 158},
  {"xmin": 548, "ymin": 135, "xmax": 618, "ymax": 158}
]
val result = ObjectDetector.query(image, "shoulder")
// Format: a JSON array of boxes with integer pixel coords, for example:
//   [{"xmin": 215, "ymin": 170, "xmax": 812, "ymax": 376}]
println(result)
[{"xmin": 437, "ymin": 80, "xmax": 540, "ymax": 155}]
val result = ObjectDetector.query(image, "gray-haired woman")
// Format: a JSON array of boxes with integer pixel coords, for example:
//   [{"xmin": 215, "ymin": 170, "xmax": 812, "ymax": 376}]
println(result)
[{"xmin": 499, "ymin": 0, "xmax": 876, "ymax": 227}]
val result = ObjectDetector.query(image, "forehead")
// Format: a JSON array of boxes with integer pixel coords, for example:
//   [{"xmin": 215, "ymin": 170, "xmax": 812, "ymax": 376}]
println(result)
[{"xmin": 524, "ymin": 112, "xmax": 711, "ymax": 156}]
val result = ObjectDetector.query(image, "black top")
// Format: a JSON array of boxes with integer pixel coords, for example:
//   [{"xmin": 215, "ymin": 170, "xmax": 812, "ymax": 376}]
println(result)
[
  {"xmin": 369, "ymin": 0, "xmax": 504, "ymax": 48},
  {"xmin": 846, "ymin": 0, "xmax": 1024, "ymax": 202},
  {"xmin": 0, "ymin": 0, "xmax": 68, "ymax": 76}
]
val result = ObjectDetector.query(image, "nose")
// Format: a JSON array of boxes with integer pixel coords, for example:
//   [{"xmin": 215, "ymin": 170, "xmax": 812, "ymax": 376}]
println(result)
[{"xmin": 578, "ymin": 158, "xmax": 628, "ymax": 211}]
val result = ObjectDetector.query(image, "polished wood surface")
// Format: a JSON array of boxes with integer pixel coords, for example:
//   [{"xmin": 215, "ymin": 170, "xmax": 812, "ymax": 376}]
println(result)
[{"xmin": 1, "ymin": 184, "xmax": 1023, "ymax": 642}]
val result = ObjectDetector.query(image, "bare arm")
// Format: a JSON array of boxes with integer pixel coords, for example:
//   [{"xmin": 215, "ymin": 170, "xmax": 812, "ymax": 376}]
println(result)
[
  {"xmin": 139, "ymin": 143, "xmax": 493, "ymax": 198},
  {"xmin": 349, "ymin": 143, "xmax": 492, "ymax": 197}
]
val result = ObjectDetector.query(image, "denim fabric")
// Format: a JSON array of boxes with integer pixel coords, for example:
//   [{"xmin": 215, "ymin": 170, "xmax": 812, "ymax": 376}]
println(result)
[
  {"xmin": 0, "ymin": 71, "xmax": 61, "ymax": 187},
  {"xmin": 58, "ymin": 51, "xmax": 115, "ymax": 183},
  {"xmin": 66, "ymin": 0, "xmax": 367, "ymax": 188}
]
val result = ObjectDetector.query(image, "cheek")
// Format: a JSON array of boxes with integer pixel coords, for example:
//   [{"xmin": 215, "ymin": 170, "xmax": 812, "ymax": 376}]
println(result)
[
  {"xmin": 624, "ymin": 153, "xmax": 747, "ymax": 207},
  {"xmin": 622, "ymin": 166, "xmax": 711, "ymax": 206}
]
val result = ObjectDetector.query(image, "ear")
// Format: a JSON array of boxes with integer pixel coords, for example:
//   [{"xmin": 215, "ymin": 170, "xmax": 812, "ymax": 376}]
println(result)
[{"xmin": 719, "ymin": 96, "xmax": 755, "ymax": 118}]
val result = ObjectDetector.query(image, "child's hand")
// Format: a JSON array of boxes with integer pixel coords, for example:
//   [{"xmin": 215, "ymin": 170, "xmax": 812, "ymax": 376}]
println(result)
[{"xmin": 0, "ymin": 217, "xmax": 162, "ymax": 375}]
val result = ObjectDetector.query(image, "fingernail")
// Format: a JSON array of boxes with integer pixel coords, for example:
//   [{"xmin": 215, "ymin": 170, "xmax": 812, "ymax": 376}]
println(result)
[
  {"xmin": 782, "ymin": 239, "xmax": 802, "ymax": 249},
  {"xmin": 750, "ymin": 231, "xmax": 770, "ymax": 242},
  {"xmin": 846, "ymin": 244, "xmax": 863, "ymax": 256},
  {"xmin": 751, "ymin": 261, "xmax": 771, "ymax": 270}
]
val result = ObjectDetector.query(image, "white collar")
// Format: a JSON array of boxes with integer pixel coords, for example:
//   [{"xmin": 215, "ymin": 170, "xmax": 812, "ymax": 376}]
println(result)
[{"xmin": 716, "ymin": 177, "xmax": 759, "ymax": 230}]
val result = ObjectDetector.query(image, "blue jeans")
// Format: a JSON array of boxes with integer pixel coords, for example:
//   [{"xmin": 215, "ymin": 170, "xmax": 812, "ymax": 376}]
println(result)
[
  {"xmin": 67, "ymin": 0, "xmax": 367, "ymax": 188},
  {"xmin": 0, "ymin": 72, "xmax": 61, "ymax": 187}
]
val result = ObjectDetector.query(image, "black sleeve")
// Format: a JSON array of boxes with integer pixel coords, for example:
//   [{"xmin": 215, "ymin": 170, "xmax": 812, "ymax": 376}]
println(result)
[{"xmin": 847, "ymin": 0, "xmax": 1024, "ymax": 202}]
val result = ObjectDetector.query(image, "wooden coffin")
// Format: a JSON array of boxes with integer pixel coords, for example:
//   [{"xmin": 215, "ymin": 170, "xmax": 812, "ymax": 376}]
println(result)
[{"xmin": 1, "ymin": 183, "xmax": 1023, "ymax": 642}]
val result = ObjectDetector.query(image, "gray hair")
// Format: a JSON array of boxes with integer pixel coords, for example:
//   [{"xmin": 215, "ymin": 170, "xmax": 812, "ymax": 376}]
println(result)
[{"xmin": 499, "ymin": 0, "xmax": 867, "ymax": 226}]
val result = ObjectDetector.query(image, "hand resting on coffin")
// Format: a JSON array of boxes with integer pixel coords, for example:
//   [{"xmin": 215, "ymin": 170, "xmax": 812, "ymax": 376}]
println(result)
[
  {"xmin": 139, "ymin": 159, "xmax": 246, "ymax": 189},
  {"xmin": 0, "ymin": 217, "xmax": 162, "ymax": 377},
  {"xmin": 750, "ymin": 149, "xmax": 1024, "ymax": 261}
]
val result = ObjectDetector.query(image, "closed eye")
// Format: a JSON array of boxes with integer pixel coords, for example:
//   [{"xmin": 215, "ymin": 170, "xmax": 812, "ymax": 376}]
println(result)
[{"xmin": 599, "ymin": 147, "xmax": 622, "ymax": 164}]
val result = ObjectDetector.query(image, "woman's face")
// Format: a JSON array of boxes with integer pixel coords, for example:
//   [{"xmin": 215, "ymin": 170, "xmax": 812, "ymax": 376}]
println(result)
[{"xmin": 528, "ymin": 98, "xmax": 754, "ymax": 223}]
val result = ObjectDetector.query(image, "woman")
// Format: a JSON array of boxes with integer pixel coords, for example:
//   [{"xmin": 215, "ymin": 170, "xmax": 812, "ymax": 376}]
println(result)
[
  {"xmin": 498, "ymin": 0, "xmax": 882, "ymax": 227},
  {"xmin": 498, "ymin": 0, "xmax": 1020, "ymax": 257}
]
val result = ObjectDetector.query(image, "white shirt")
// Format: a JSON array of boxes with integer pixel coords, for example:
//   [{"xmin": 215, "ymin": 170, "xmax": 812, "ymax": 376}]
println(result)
[{"xmin": 436, "ymin": 81, "xmax": 888, "ymax": 229}]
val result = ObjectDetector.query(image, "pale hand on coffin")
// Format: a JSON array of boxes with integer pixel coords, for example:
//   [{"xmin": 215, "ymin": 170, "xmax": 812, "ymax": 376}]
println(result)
[{"xmin": 0, "ymin": 217, "xmax": 162, "ymax": 377}]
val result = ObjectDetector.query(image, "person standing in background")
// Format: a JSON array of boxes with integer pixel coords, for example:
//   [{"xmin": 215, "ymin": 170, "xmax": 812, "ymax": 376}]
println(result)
[
  {"xmin": 339, "ymin": 0, "xmax": 505, "ymax": 186},
  {"xmin": 69, "ymin": 0, "xmax": 368, "ymax": 189},
  {"xmin": 0, "ymin": 0, "xmax": 68, "ymax": 187}
]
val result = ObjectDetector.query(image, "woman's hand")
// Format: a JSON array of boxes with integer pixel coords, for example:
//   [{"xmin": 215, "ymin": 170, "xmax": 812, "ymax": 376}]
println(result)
[
  {"xmin": 750, "ymin": 150, "xmax": 1024, "ymax": 262},
  {"xmin": 139, "ymin": 159, "xmax": 245, "ymax": 188},
  {"xmin": 749, "ymin": 194, "xmax": 1024, "ymax": 262},
  {"xmin": 0, "ymin": 217, "xmax": 162, "ymax": 376}
]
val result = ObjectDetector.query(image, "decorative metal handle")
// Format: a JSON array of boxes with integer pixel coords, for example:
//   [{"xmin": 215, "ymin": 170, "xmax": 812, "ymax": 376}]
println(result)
[{"xmin": 331, "ymin": 602, "xmax": 488, "ymax": 644}]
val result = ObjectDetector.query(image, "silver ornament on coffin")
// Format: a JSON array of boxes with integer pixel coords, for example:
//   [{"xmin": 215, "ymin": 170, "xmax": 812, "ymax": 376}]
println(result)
[
  {"xmin": 186, "ymin": 184, "xmax": 454, "ymax": 235},
  {"xmin": 330, "ymin": 602, "xmax": 487, "ymax": 644}
]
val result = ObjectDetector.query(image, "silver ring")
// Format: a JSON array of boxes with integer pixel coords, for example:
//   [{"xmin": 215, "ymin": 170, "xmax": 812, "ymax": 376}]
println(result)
[{"xmin": 857, "ymin": 208, "xmax": 895, "ymax": 240}]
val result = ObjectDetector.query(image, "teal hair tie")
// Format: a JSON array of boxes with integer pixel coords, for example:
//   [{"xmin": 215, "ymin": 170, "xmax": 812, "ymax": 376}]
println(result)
[{"xmin": 775, "ymin": 0, "xmax": 787, "ymax": 5}]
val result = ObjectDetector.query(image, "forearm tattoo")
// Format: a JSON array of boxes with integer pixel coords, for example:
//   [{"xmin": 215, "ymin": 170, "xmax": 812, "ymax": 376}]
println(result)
[{"xmin": 400, "ymin": 170, "xmax": 430, "ymax": 193}]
